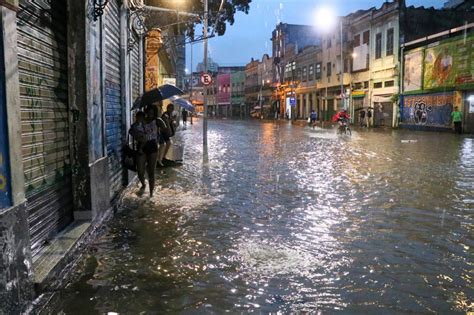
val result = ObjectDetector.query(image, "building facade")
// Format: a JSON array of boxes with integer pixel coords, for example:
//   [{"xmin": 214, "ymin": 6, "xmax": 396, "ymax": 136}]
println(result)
[
  {"xmin": 245, "ymin": 59, "xmax": 260, "ymax": 118},
  {"xmin": 291, "ymin": 46, "xmax": 320, "ymax": 120},
  {"xmin": 258, "ymin": 54, "xmax": 274, "ymax": 118},
  {"xmin": 231, "ymin": 71, "xmax": 246, "ymax": 118},
  {"xmin": 217, "ymin": 73, "xmax": 231, "ymax": 117}
]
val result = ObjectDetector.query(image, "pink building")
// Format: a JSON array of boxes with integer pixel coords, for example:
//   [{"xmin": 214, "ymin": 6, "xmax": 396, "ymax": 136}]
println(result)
[{"xmin": 217, "ymin": 73, "xmax": 231, "ymax": 116}]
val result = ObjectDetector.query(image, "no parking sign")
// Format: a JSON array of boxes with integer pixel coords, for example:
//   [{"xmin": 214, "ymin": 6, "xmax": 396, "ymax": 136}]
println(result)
[{"xmin": 200, "ymin": 73, "xmax": 212, "ymax": 86}]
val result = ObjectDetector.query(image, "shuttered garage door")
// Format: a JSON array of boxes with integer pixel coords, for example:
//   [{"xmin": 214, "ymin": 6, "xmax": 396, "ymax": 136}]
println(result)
[
  {"xmin": 17, "ymin": 0, "xmax": 73, "ymax": 257},
  {"xmin": 104, "ymin": 0, "xmax": 123, "ymax": 200}
]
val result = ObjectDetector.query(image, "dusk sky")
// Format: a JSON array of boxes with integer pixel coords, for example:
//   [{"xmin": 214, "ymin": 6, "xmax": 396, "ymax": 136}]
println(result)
[{"xmin": 185, "ymin": 0, "xmax": 446, "ymax": 72}]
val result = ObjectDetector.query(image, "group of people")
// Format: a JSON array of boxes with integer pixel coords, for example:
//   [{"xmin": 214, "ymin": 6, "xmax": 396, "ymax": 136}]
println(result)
[
  {"xmin": 129, "ymin": 103, "xmax": 176, "ymax": 197},
  {"xmin": 358, "ymin": 109, "xmax": 372, "ymax": 128}
]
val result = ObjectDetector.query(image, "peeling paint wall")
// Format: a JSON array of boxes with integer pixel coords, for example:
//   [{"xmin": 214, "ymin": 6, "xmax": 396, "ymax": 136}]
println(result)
[{"xmin": 0, "ymin": 205, "xmax": 33, "ymax": 314}]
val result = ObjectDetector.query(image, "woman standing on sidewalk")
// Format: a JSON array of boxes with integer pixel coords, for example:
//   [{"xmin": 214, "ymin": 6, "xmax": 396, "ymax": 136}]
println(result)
[{"xmin": 129, "ymin": 106, "xmax": 159, "ymax": 197}]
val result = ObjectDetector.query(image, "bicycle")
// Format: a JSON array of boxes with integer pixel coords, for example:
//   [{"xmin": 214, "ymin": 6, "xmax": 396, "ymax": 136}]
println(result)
[{"xmin": 337, "ymin": 119, "xmax": 351, "ymax": 136}]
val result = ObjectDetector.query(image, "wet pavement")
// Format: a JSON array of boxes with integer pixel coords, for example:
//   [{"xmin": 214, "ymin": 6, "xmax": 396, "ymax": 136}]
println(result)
[{"xmin": 48, "ymin": 120, "xmax": 473, "ymax": 314}]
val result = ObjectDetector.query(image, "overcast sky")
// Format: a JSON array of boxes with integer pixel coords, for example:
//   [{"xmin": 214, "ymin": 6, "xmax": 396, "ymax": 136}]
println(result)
[{"xmin": 185, "ymin": 0, "xmax": 447, "ymax": 72}]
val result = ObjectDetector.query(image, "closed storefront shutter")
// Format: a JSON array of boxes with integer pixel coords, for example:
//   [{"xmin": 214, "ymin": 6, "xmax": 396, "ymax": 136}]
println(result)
[
  {"xmin": 17, "ymin": 1, "xmax": 73, "ymax": 257},
  {"xmin": 104, "ymin": 0, "xmax": 123, "ymax": 200},
  {"xmin": 132, "ymin": 34, "xmax": 140, "ymax": 102}
]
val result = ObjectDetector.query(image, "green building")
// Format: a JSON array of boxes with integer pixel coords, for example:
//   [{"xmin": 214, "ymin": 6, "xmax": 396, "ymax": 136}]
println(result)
[{"xmin": 231, "ymin": 71, "xmax": 246, "ymax": 118}]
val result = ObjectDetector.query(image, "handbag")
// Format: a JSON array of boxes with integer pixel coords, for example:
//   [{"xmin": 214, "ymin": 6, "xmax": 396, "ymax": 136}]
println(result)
[{"xmin": 123, "ymin": 133, "xmax": 137, "ymax": 172}]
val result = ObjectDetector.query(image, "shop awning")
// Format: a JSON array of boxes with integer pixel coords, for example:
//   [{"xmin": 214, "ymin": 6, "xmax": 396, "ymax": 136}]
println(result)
[{"xmin": 352, "ymin": 91, "xmax": 366, "ymax": 99}]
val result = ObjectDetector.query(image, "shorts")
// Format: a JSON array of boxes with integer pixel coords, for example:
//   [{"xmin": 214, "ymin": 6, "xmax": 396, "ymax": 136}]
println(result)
[
  {"xmin": 158, "ymin": 134, "xmax": 165, "ymax": 145},
  {"xmin": 143, "ymin": 140, "xmax": 158, "ymax": 154},
  {"xmin": 162, "ymin": 134, "xmax": 171, "ymax": 143}
]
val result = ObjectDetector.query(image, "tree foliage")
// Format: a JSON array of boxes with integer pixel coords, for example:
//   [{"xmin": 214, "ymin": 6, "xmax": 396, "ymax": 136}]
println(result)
[{"xmin": 145, "ymin": 0, "xmax": 252, "ymax": 37}]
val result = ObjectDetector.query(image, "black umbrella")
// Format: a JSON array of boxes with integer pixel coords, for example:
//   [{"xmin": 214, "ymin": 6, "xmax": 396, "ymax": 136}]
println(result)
[{"xmin": 132, "ymin": 84, "xmax": 184, "ymax": 110}]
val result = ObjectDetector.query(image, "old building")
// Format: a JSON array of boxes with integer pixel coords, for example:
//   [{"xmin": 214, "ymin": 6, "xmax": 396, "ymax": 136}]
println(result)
[
  {"xmin": 257, "ymin": 54, "xmax": 274, "ymax": 118},
  {"xmin": 361, "ymin": 2, "xmax": 400, "ymax": 127},
  {"xmin": 245, "ymin": 58, "xmax": 260, "ymax": 118},
  {"xmin": 217, "ymin": 72, "xmax": 231, "ymax": 117},
  {"xmin": 400, "ymin": 24, "xmax": 474, "ymax": 132},
  {"xmin": 231, "ymin": 71, "xmax": 246, "ymax": 117},
  {"xmin": 271, "ymin": 23, "xmax": 321, "ymax": 85},
  {"xmin": 294, "ymin": 46, "xmax": 321, "ymax": 120},
  {"xmin": 318, "ymin": 17, "xmax": 352, "ymax": 122}
]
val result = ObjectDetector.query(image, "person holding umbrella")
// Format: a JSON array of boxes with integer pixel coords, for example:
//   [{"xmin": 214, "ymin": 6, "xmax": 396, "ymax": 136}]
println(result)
[{"xmin": 129, "ymin": 106, "xmax": 159, "ymax": 197}]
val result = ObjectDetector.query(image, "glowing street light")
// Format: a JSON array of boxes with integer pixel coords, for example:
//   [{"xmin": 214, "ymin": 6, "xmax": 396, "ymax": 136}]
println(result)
[{"xmin": 314, "ymin": 6, "xmax": 337, "ymax": 32}]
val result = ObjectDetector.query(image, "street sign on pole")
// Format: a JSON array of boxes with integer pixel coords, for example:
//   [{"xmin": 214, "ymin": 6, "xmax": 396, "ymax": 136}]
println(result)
[
  {"xmin": 201, "ymin": 73, "xmax": 212, "ymax": 86},
  {"xmin": 290, "ymin": 97, "xmax": 296, "ymax": 107}
]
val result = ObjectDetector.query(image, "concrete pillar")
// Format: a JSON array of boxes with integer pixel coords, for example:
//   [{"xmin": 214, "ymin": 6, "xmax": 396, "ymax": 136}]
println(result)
[
  {"xmin": 0, "ymin": 4, "xmax": 34, "ymax": 313},
  {"xmin": 299, "ymin": 94, "xmax": 304, "ymax": 119},
  {"xmin": 68, "ymin": 0, "xmax": 110, "ymax": 220}
]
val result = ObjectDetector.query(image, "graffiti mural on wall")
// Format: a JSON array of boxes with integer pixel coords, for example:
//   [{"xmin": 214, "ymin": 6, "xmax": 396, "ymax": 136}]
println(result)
[
  {"xmin": 424, "ymin": 34, "xmax": 474, "ymax": 89},
  {"xmin": 402, "ymin": 92, "xmax": 454, "ymax": 127},
  {"xmin": 0, "ymin": 26, "xmax": 11, "ymax": 208}
]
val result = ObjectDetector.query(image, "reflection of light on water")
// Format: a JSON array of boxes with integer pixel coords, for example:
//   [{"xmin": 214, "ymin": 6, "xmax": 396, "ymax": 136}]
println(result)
[
  {"xmin": 236, "ymin": 241, "xmax": 318, "ymax": 277},
  {"xmin": 458, "ymin": 138, "xmax": 474, "ymax": 204}
]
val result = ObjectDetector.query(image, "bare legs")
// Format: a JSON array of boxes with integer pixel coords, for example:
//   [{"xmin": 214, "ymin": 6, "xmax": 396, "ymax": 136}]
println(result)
[{"xmin": 136, "ymin": 152, "xmax": 158, "ymax": 197}]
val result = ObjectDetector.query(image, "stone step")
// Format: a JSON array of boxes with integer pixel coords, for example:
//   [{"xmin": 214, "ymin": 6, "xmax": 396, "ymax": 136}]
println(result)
[{"xmin": 33, "ymin": 221, "xmax": 91, "ymax": 291}]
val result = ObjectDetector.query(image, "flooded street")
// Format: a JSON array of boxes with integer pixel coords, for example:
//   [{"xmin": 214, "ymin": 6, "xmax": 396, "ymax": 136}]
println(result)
[{"xmin": 50, "ymin": 120, "xmax": 473, "ymax": 314}]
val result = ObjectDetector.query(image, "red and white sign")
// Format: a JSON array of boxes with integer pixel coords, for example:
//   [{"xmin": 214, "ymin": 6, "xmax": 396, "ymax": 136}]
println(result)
[{"xmin": 200, "ymin": 73, "xmax": 212, "ymax": 86}]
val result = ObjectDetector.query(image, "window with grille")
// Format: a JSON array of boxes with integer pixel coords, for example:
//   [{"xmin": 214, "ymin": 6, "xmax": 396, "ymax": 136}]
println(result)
[
  {"xmin": 316, "ymin": 62, "xmax": 322, "ymax": 80},
  {"xmin": 375, "ymin": 33, "xmax": 382, "ymax": 59},
  {"xmin": 354, "ymin": 34, "xmax": 361, "ymax": 47},
  {"xmin": 386, "ymin": 28, "xmax": 394, "ymax": 56},
  {"xmin": 385, "ymin": 80, "xmax": 394, "ymax": 87},
  {"xmin": 363, "ymin": 30, "xmax": 370, "ymax": 45}
]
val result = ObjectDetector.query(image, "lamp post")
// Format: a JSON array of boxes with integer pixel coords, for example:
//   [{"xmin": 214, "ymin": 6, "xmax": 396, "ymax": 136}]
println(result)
[{"xmin": 203, "ymin": 0, "xmax": 209, "ymax": 151}]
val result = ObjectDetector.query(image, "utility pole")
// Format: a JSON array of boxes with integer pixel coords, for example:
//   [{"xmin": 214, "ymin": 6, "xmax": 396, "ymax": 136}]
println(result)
[{"xmin": 203, "ymin": 0, "xmax": 208, "ymax": 149}]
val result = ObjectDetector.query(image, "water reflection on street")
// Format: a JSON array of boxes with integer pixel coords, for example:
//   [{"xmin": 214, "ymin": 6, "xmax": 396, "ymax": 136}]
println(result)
[{"xmin": 51, "ymin": 120, "xmax": 473, "ymax": 314}]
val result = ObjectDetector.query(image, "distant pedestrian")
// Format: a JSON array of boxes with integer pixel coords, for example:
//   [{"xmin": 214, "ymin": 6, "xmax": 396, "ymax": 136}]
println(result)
[
  {"xmin": 182, "ymin": 109, "xmax": 188, "ymax": 127},
  {"xmin": 160, "ymin": 104, "xmax": 176, "ymax": 163},
  {"xmin": 366, "ymin": 109, "xmax": 372, "ymax": 127},
  {"xmin": 451, "ymin": 106, "xmax": 463, "ymax": 134},
  {"xmin": 310, "ymin": 110, "xmax": 318, "ymax": 129},
  {"xmin": 359, "ymin": 110, "xmax": 366, "ymax": 127}
]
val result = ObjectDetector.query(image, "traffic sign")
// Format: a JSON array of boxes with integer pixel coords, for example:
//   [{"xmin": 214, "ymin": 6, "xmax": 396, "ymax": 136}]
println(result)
[
  {"xmin": 200, "ymin": 73, "xmax": 212, "ymax": 86},
  {"xmin": 290, "ymin": 97, "xmax": 296, "ymax": 107}
]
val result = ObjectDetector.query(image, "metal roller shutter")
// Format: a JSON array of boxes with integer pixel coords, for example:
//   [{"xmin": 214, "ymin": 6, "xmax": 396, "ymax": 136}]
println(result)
[
  {"xmin": 17, "ymin": 0, "xmax": 73, "ymax": 257},
  {"xmin": 104, "ymin": 0, "xmax": 123, "ymax": 200},
  {"xmin": 132, "ymin": 34, "xmax": 140, "ymax": 102}
]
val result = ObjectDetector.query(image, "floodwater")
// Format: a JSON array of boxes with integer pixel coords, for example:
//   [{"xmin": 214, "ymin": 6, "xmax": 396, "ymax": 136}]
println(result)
[{"xmin": 49, "ymin": 120, "xmax": 473, "ymax": 314}]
